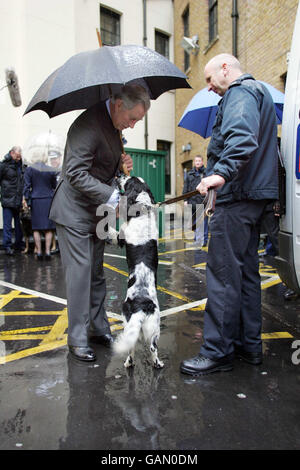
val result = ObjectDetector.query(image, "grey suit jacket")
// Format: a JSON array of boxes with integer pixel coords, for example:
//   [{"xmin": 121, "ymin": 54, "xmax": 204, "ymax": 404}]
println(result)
[{"xmin": 49, "ymin": 101, "xmax": 123, "ymax": 232}]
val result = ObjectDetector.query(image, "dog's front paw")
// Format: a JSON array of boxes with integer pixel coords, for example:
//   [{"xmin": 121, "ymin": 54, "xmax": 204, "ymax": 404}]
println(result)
[
  {"xmin": 124, "ymin": 355, "xmax": 135, "ymax": 368},
  {"xmin": 153, "ymin": 359, "xmax": 164, "ymax": 369},
  {"xmin": 107, "ymin": 227, "xmax": 119, "ymax": 245}
]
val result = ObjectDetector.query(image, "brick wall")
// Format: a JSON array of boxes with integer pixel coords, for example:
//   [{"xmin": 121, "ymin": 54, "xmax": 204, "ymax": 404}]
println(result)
[{"xmin": 174, "ymin": 0, "xmax": 298, "ymax": 194}]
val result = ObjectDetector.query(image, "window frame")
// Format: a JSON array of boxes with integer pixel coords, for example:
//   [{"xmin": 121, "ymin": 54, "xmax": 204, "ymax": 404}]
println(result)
[{"xmin": 100, "ymin": 5, "xmax": 121, "ymax": 46}]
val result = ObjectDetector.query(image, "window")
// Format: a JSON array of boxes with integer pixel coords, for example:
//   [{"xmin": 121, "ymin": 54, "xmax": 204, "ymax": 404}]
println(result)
[
  {"xmin": 157, "ymin": 140, "xmax": 171, "ymax": 194},
  {"xmin": 209, "ymin": 0, "xmax": 218, "ymax": 43},
  {"xmin": 182, "ymin": 7, "xmax": 190, "ymax": 71},
  {"xmin": 100, "ymin": 6, "xmax": 121, "ymax": 46},
  {"xmin": 155, "ymin": 30, "xmax": 169, "ymax": 59}
]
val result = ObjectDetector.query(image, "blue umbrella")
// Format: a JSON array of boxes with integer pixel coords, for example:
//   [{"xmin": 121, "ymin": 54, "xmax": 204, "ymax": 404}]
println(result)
[{"xmin": 178, "ymin": 81, "xmax": 284, "ymax": 138}]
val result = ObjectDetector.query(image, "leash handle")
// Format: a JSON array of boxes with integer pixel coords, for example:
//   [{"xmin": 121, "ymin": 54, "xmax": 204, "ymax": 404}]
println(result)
[
  {"xmin": 205, "ymin": 189, "xmax": 217, "ymax": 217},
  {"xmin": 158, "ymin": 189, "xmax": 199, "ymax": 206}
]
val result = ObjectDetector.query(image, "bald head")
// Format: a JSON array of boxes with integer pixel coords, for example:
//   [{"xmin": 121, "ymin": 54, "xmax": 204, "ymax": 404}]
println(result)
[{"xmin": 204, "ymin": 53, "xmax": 243, "ymax": 96}]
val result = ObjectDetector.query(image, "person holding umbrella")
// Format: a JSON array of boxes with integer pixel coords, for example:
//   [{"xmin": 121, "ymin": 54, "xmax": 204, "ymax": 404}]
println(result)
[
  {"xmin": 49, "ymin": 84, "xmax": 150, "ymax": 362},
  {"xmin": 24, "ymin": 44, "xmax": 190, "ymax": 362},
  {"xmin": 180, "ymin": 53, "xmax": 279, "ymax": 375}
]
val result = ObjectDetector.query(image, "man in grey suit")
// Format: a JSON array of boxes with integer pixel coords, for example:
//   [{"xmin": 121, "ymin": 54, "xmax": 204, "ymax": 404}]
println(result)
[{"xmin": 50, "ymin": 85, "xmax": 151, "ymax": 362}]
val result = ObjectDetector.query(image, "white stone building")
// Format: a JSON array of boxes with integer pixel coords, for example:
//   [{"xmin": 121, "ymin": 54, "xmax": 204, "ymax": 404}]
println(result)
[{"xmin": 0, "ymin": 0, "xmax": 176, "ymax": 229}]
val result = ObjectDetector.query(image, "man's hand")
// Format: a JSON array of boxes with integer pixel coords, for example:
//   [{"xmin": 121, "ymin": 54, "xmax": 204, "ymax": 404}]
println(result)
[
  {"xmin": 121, "ymin": 153, "xmax": 133, "ymax": 172},
  {"xmin": 197, "ymin": 174, "xmax": 225, "ymax": 196}
]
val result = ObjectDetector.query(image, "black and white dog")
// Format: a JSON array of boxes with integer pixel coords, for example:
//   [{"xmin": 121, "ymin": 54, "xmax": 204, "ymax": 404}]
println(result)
[{"xmin": 111, "ymin": 175, "xmax": 164, "ymax": 369}]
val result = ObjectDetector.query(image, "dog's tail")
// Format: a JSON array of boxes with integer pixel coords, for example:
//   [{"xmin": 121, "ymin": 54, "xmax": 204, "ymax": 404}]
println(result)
[{"xmin": 113, "ymin": 311, "xmax": 146, "ymax": 355}]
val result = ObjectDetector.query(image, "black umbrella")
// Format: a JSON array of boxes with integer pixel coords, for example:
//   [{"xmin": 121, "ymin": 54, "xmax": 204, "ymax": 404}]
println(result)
[{"xmin": 24, "ymin": 45, "xmax": 191, "ymax": 118}]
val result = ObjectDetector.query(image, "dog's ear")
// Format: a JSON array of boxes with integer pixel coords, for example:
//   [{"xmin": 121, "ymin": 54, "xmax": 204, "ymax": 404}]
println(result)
[{"xmin": 117, "ymin": 174, "xmax": 130, "ymax": 193}]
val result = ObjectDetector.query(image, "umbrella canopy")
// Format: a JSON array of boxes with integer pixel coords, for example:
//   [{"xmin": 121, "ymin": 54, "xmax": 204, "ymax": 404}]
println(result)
[
  {"xmin": 23, "ymin": 131, "xmax": 65, "ymax": 168},
  {"xmin": 24, "ymin": 45, "xmax": 191, "ymax": 118},
  {"xmin": 178, "ymin": 81, "xmax": 284, "ymax": 138}
]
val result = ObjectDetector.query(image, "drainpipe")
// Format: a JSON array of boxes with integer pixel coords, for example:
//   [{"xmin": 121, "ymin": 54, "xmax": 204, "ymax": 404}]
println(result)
[
  {"xmin": 231, "ymin": 0, "xmax": 239, "ymax": 57},
  {"xmin": 143, "ymin": 0, "xmax": 149, "ymax": 149}
]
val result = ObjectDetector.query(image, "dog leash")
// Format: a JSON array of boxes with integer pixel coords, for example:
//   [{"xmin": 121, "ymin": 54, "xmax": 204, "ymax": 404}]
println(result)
[{"xmin": 158, "ymin": 188, "xmax": 217, "ymax": 218}]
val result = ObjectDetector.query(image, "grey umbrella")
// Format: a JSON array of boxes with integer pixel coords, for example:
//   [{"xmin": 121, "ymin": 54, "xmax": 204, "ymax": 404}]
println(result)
[{"xmin": 24, "ymin": 45, "xmax": 191, "ymax": 118}]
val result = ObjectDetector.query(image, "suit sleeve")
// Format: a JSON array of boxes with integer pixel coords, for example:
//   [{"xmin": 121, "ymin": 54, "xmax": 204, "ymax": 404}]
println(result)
[{"xmin": 64, "ymin": 117, "xmax": 114, "ymax": 204}]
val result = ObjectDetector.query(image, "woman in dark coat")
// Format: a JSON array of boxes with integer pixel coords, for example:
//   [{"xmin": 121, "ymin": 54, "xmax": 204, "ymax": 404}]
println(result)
[{"xmin": 23, "ymin": 149, "xmax": 58, "ymax": 260}]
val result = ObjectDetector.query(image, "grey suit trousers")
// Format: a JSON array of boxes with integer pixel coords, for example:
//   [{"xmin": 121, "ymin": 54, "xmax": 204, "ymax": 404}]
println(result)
[{"xmin": 56, "ymin": 223, "xmax": 111, "ymax": 347}]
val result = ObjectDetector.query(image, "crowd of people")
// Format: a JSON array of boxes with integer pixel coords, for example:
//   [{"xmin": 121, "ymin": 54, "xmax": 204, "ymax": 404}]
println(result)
[{"xmin": 0, "ymin": 145, "xmax": 62, "ymax": 259}]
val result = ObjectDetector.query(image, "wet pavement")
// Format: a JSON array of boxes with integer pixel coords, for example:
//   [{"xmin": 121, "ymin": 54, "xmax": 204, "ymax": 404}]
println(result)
[{"xmin": 0, "ymin": 234, "xmax": 300, "ymax": 452}]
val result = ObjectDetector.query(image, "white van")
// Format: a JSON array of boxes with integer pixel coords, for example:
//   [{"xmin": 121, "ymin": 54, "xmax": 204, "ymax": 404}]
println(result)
[{"xmin": 276, "ymin": 2, "xmax": 300, "ymax": 294}]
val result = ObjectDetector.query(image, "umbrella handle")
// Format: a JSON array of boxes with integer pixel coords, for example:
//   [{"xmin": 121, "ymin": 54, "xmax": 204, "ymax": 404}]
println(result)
[
  {"xmin": 121, "ymin": 162, "xmax": 130, "ymax": 176},
  {"xmin": 119, "ymin": 131, "xmax": 131, "ymax": 176}
]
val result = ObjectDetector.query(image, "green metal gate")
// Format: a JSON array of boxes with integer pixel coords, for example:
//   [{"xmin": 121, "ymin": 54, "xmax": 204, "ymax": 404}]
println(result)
[{"xmin": 125, "ymin": 147, "xmax": 166, "ymax": 237}]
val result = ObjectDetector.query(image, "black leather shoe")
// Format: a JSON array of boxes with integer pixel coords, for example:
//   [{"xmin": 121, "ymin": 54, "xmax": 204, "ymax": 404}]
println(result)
[
  {"xmin": 180, "ymin": 354, "xmax": 233, "ymax": 376},
  {"xmin": 69, "ymin": 346, "xmax": 96, "ymax": 362},
  {"xmin": 235, "ymin": 346, "xmax": 262, "ymax": 365},
  {"xmin": 89, "ymin": 333, "xmax": 114, "ymax": 347},
  {"xmin": 5, "ymin": 248, "xmax": 14, "ymax": 256}
]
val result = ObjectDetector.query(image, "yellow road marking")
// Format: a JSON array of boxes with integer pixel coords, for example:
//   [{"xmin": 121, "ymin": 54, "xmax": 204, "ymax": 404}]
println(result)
[
  {"xmin": 0, "ymin": 251, "xmax": 289, "ymax": 364},
  {"xmin": 0, "ymin": 326, "xmax": 52, "ymax": 335},
  {"xmin": 158, "ymin": 247, "xmax": 199, "ymax": 255},
  {"xmin": 40, "ymin": 308, "xmax": 68, "ymax": 344},
  {"xmin": 193, "ymin": 262, "xmax": 207, "ymax": 268},
  {"xmin": 0, "ymin": 290, "xmax": 22, "ymax": 309},
  {"xmin": 0, "ymin": 334, "xmax": 48, "ymax": 340},
  {"xmin": 261, "ymin": 276, "xmax": 282, "ymax": 290},
  {"xmin": 262, "ymin": 332, "xmax": 293, "ymax": 339},
  {"xmin": 0, "ymin": 325, "xmax": 52, "ymax": 340},
  {"xmin": 192, "ymin": 262, "xmax": 282, "ymax": 290},
  {"xmin": 103, "ymin": 262, "xmax": 203, "ymax": 309},
  {"xmin": 0, "ymin": 284, "xmax": 123, "ymax": 363},
  {"xmin": 0, "ymin": 337, "xmax": 68, "ymax": 364},
  {"xmin": 0, "ymin": 330, "xmax": 292, "ymax": 364},
  {"xmin": 110, "ymin": 324, "xmax": 124, "ymax": 332},
  {"xmin": 0, "ymin": 310, "xmax": 66, "ymax": 316},
  {"xmin": 103, "ymin": 263, "xmax": 128, "ymax": 276}
]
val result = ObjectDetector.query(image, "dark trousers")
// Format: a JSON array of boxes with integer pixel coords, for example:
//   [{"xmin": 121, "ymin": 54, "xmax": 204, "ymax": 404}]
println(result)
[
  {"xmin": 2, "ymin": 207, "xmax": 23, "ymax": 250},
  {"xmin": 261, "ymin": 205, "xmax": 279, "ymax": 255},
  {"xmin": 200, "ymin": 199, "xmax": 267, "ymax": 359},
  {"xmin": 56, "ymin": 223, "xmax": 111, "ymax": 347}
]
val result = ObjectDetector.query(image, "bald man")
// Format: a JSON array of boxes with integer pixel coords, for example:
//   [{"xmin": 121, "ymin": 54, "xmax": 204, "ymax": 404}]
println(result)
[{"xmin": 180, "ymin": 54, "xmax": 278, "ymax": 375}]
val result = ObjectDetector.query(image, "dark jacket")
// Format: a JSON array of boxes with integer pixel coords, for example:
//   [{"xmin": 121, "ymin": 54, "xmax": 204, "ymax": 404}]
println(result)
[
  {"xmin": 49, "ymin": 101, "xmax": 123, "ymax": 232},
  {"xmin": 182, "ymin": 165, "xmax": 206, "ymax": 204},
  {"xmin": 0, "ymin": 153, "xmax": 24, "ymax": 209},
  {"xmin": 23, "ymin": 162, "xmax": 58, "ymax": 201},
  {"xmin": 206, "ymin": 74, "xmax": 278, "ymax": 204}
]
